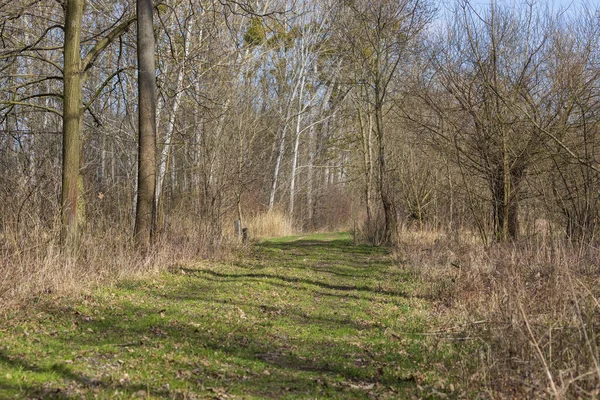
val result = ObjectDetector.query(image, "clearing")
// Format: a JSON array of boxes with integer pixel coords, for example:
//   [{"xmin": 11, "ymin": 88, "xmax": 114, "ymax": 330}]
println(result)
[{"xmin": 0, "ymin": 232, "xmax": 456, "ymax": 399}]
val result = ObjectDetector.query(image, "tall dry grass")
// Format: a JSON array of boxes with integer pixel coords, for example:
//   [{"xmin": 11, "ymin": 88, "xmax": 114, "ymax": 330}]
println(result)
[
  {"xmin": 244, "ymin": 210, "xmax": 294, "ymax": 239},
  {"xmin": 0, "ymin": 207, "xmax": 296, "ymax": 313},
  {"xmin": 395, "ymin": 227, "xmax": 600, "ymax": 398},
  {"xmin": 0, "ymin": 212, "xmax": 217, "ymax": 313}
]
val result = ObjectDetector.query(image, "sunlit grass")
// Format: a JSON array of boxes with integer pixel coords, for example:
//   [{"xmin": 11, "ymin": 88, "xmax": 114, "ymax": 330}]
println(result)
[{"xmin": 0, "ymin": 232, "xmax": 457, "ymax": 399}]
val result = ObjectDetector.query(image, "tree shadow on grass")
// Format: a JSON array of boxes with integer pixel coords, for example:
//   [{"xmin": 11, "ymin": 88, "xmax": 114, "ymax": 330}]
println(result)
[
  {"xmin": 182, "ymin": 268, "xmax": 411, "ymax": 299},
  {"xmin": 0, "ymin": 349, "xmax": 171, "ymax": 399},
  {"xmin": 3, "ymin": 297, "xmax": 420, "ymax": 399},
  {"xmin": 147, "ymin": 282, "xmax": 389, "ymax": 333},
  {"xmin": 229, "ymin": 259, "xmax": 377, "ymax": 279},
  {"xmin": 257, "ymin": 239, "xmax": 390, "ymax": 259},
  {"xmin": 1, "ymin": 236, "xmax": 427, "ymax": 399},
  {"xmin": 252, "ymin": 239, "xmax": 396, "ymax": 277}
]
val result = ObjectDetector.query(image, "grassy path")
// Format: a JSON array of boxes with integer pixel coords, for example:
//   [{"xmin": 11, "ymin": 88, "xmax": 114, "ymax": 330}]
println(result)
[{"xmin": 1, "ymin": 232, "xmax": 453, "ymax": 399}]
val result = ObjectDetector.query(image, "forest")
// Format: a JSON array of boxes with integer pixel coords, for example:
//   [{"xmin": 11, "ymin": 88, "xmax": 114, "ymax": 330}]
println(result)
[{"xmin": 1, "ymin": 0, "xmax": 600, "ymax": 397}]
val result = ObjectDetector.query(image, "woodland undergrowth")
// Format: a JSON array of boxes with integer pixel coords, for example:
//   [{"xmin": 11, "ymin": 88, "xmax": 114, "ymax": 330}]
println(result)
[
  {"xmin": 392, "ymin": 227, "xmax": 600, "ymax": 399},
  {"xmin": 0, "ymin": 210, "xmax": 295, "ymax": 312}
]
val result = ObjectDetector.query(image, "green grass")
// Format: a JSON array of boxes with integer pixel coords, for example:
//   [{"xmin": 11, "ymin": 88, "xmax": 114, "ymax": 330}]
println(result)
[{"xmin": 0, "ymin": 232, "xmax": 456, "ymax": 399}]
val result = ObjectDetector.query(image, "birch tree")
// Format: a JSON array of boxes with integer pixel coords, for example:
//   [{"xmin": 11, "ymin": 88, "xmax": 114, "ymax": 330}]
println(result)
[{"xmin": 155, "ymin": 2, "xmax": 197, "ymax": 228}]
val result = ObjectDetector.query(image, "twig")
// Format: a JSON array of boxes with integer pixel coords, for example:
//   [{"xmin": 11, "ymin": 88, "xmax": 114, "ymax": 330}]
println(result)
[
  {"xmin": 424, "ymin": 319, "xmax": 490, "ymax": 334},
  {"xmin": 567, "ymin": 273, "xmax": 600, "ymax": 383},
  {"xmin": 573, "ymin": 277, "xmax": 600, "ymax": 310},
  {"xmin": 518, "ymin": 301, "xmax": 561, "ymax": 399},
  {"xmin": 115, "ymin": 342, "xmax": 140, "ymax": 347},
  {"xmin": 389, "ymin": 320, "xmax": 493, "ymax": 339}
]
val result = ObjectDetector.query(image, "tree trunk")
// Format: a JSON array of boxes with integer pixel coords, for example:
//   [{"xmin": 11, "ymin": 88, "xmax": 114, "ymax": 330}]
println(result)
[
  {"xmin": 60, "ymin": 0, "xmax": 84, "ymax": 245},
  {"xmin": 289, "ymin": 75, "xmax": 305, "ymax": 220},
  {"xmin": 269, "ymin": 60, "xmax": 306, "ymax": 212},
  {"xmin": 156, "ymin": 16, "xmax": 194, "ymax": 230},
  {"xmin": 492, "ymin": 164, "xmax": 523, "ymax": 241},
  {"xmin": 374, "ymin": 92, "xmax": 395, "ymax": 245},
  {"xmin": 134, "ymin": 0, "xmax": 157, "ymax": 249},
  {"xmin": 306, "ymin": 124, "xmax": 315, "ymax": 228},
  {"xmin": 358, "ymin": 109, "xmax": 373, "ymax": 225},
  {"xmin": 269, "ymin": 123, "xmax": 288, "ymax": 212}
]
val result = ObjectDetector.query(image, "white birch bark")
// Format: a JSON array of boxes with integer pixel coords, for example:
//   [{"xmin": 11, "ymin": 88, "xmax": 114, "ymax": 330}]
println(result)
[
  {"xmin": 288, "ymin": 74, "xmax": 305, "ymax": 218},
  {"xmin": 306, "ymin": 124, "xmax": 315, "ymax": 224},
  {"xmin": 269, "ymin": 3, "xmax": 330, "ymax": 213},
  {"xmin": 155, "ymin": 16, "xmax": 195, "ymax": 209}
]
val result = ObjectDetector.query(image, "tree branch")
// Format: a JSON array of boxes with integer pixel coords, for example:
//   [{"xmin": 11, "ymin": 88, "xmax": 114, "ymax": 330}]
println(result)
[
  {"xmin": 81, "ymin": 15, "xmax": 136, "ymax": 73},
  {"xmin": 0, "ymin": 101, "xmax": 61, "ymax": 117},
  {"xmin": 82, "ymin": 66, "xmax": 133, "ymax": 114}
]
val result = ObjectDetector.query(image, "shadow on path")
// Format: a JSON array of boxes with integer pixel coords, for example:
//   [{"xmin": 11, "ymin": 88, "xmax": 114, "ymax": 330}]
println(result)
[{"xmin": 1, "ymin": 233, "xmax": 428, "ymax": 399}]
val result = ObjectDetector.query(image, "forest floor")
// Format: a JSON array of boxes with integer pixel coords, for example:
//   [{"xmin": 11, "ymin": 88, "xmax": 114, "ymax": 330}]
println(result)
[{"xmin": 0, "ymin": 232, "xmax": 460, "ymax": 399}]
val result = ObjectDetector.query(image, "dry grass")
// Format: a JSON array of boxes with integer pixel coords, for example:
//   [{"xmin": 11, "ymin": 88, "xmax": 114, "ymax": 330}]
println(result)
[
  {"xmin": 0, "ymin": 213, "xmax": 217, "ymax": 313},
  {"xmin": 244, "ymin": 210, "xmax": 294, "ymax": 239},
  {"xmin": 395, "ymin": 227, "xmax": 600, "ymax": 399},
  {"xmin": 0, "ymin": 207, "xmax": 293, "ymax": 312}
]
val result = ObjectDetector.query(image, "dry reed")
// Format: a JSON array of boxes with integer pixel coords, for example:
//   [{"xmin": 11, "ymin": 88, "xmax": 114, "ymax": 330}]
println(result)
[{"xmin": 244, "ymin": 210, "xmax": 294, "ymax": 239}]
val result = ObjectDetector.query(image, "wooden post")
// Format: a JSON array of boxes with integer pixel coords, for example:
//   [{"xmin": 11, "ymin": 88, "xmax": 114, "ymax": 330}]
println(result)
[{"xmin": 234, "ymin": 219, "xmax": 242, "ymax": 241}]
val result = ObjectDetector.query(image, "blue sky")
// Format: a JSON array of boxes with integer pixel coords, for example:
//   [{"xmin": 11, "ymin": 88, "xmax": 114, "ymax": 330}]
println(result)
[
  {"xmin": 433, "ymin": 0, "xmax": 595, "ymax": 25},
  {"xmin": 428, "ymin": 0, "xmax": 595, "ymax": 35},
  {"xmin": 436, "ymin": 0, "xmax": 594, "ymax": 12}
]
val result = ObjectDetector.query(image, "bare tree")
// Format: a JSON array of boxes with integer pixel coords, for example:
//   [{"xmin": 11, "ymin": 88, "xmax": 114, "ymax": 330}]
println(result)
[
  {"xmin": 414, "ymin": 1, "xmax": 555, "ymax": 241},
  {"xmin": 1, "ymin": 0, "xmax": 135, "ymax": 244},
  {"xmin": 336, "ymin": 0, "xmax": 433, "ymax": 244}
]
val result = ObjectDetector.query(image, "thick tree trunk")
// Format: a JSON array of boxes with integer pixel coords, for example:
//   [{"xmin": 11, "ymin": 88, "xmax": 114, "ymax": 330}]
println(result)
[
  {"xmin": 60, "ymin": 0, "xmax": 84, "ymax": 245},
  {"xmin": 134, "ymin": 0, "xmax": 157, "ymax": 249}
]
